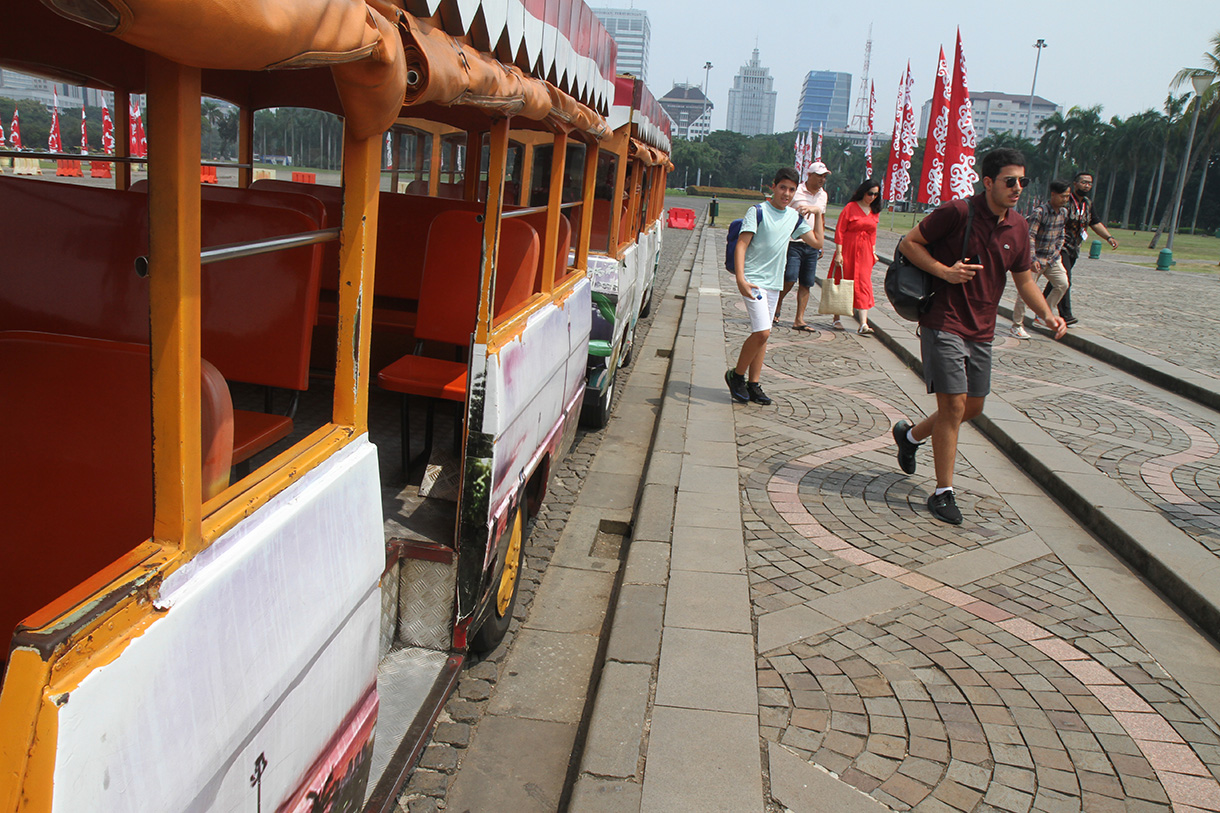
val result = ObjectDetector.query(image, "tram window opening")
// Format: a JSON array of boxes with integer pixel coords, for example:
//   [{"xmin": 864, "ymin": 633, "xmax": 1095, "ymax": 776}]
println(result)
[
  {"xmin": 251, "ymin": 107, "xmax": 344, "ymax": 182},
  {"xmin": 390, "ymin": 126, "xmax": 433, "ymax": 195},
  {"xmin": 587, "ymin": 150, "xmax": 619, "ymax": 254}
]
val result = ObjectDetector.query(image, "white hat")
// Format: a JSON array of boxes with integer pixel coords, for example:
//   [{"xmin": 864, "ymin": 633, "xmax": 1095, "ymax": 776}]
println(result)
[{"xmin": 807, "ymin": 161, "xmax": 831, "ymax": 175}]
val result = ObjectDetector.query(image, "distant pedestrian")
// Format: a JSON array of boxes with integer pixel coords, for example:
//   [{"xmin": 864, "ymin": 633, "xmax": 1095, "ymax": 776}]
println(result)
[
  {"xmin": 891, "ymin": 148, "xmax": 1066, "ymax": 524},
  {"xmin": 1012, "ymin": 180, "xmax": 1071, "ymax": 338},
  {"xmin": 727, "ymin": 167, "xmax": 825, "ymax": 405},
  {"xmin": 775, "ymin": 161, "xmax": 830, "ymax": 331},
  {"xmin": 1045, "ymin": 171, "xmax": 1118, "ymax": 326},
  {"xmin": 832, "ymin": 178, "xmax": 882, "ymax": 335}
]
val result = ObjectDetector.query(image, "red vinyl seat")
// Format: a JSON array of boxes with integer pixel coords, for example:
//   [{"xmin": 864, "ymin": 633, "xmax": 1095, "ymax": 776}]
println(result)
[{"xmin": 377, "ymin": 211, "xmax": 539, "ymax": 470}]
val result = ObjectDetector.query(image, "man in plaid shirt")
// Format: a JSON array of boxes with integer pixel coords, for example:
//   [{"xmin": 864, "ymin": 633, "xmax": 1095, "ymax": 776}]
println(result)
[{"xmin": 1011, "ymin": 180, "xmax": 1071, "ymax": 339}]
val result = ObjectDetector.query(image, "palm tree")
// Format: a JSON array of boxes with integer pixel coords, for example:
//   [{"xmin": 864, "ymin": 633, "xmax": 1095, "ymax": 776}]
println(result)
[
  {"xmin": 1036, "ymin": 111, "xmax": 1070, "ymax": 179},
  {"xmin": 1115, "ymin": 110, "xmax": 1160, "ymax": 229},
  {"xmin": 1150, "ymin": 33, "xmax": 1220, "ymax": 247},
  {"xmin": 1142, "ymin": 95, "xmax": 1186, "ymax": 230}
]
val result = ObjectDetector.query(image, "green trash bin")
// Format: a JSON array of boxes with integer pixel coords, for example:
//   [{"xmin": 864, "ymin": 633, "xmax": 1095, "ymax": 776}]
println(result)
[{"xmin": 1088, "ymin": 239, "xmax": 1102, "ymax": 259}]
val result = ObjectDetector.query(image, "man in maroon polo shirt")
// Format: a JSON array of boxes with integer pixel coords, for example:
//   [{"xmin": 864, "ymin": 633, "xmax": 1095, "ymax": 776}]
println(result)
[{"xmin": 891, "ymin": 148, "xmax": 1067, "ymax": 525}]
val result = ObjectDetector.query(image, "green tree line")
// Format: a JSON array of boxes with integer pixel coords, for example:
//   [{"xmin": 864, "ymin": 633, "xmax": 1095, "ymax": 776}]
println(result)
[{"xmin": 669, "ymin": 33, "xmax": 1220, "ymax": 237}]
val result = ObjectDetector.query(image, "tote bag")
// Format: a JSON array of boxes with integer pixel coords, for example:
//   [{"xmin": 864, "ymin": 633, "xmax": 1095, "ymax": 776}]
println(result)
[{"xmin": 818, "ymin": 258, "xmax": 854, "ymax": 316}]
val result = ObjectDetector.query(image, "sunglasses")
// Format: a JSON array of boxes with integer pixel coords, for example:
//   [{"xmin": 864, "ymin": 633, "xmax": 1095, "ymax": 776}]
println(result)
[
  {"xmin": 864, "ymin": 190, "xmax": 879, "ymax": 197},
  {"xmin": 1002, "ymin": 176, "xmax": 1030, "ymax": 189}
]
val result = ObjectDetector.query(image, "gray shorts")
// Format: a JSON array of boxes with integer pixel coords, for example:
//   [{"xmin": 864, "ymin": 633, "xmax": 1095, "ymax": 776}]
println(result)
[{"xmin": 920, "ymin": 327, "xmax": 993, "ymax": 397}]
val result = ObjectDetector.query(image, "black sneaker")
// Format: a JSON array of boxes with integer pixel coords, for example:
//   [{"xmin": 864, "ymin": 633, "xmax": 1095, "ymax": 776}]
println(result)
[
  {"xmin": 927, "ymin": 490, "xmax": 963, "ymax": 525},
  {"xmin": 747, "ymin": 382, "xmax": 772, "ymax": 405},
  {"xmin": 726, "ymin": 369, "xmax": 749, "ymax": 403},
  {"xmin": 1063, "ymin": 316, "xmax": 1079, "ymax": 326},
  {"xmin": 893, "ymin": 420, "xmax": 921, "ymax": 475}
]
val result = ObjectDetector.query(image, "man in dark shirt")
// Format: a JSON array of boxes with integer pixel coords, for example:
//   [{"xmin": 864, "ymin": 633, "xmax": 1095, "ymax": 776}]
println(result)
[
  {"xmin": 1045, "ymin": 171, "xmax": 1118, "ymax": 325},
  {"xmin": 891, "ymin": 148, "xmax": 1067, "ymax": 524}
]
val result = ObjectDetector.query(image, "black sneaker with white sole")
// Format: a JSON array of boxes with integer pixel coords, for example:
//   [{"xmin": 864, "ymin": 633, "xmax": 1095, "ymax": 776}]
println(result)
[
  {"xmin": 927, "ymin": 490, "xmax": 963, "ymax": 525},
  {"xmin": 747, "ymin": 382, "xmax": 772, "ymax": 405},
  {"xmin": 892, "ymin": 419, "xmax": 921, "ymax": 475},
  {"xmin": 725, "ymin": 369, "xmax": 749, "ymax": 403}
]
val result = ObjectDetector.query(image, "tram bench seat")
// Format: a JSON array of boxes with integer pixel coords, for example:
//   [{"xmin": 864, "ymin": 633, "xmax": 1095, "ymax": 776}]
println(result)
[
  {"xmin": 250, "ymin": 181, "xmax": 564, "ymax": 338},
  {"xmin": 377, "ymin": 211, "xmax": 539, "ymax": 470},
  {"xmin": 0, "ymin": 331, "xmax": 233, "ymax": 669},
  {"xmin": 0, "ymin": 176, "xmax": 323, "ymax": 466}
]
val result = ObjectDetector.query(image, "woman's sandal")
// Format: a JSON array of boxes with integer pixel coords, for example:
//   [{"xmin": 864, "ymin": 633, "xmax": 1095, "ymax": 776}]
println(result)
[
  {"xmin": 858, "ymin": 325, "xmax": 874, "ymax": 335},
  {"xmin": 832, "ymin": 319, "xmax": 845, "ymax": 330}
]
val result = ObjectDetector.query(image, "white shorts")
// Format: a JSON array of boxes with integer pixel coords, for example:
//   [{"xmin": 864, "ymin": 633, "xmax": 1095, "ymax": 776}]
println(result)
[{"xmin": 742, "ymin": 286, "xmax": 779, "ymax": 333}]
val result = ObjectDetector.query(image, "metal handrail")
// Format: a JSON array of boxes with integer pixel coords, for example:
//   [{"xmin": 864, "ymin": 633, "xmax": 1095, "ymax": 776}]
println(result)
[
  {"xmin": 134, "ymin": 227, "xmax": 341, "ymax": 276},
  {"xmin": 0, "ymin": 149, "xmax": 145, "ymax": 162},
  {"xmin": 502, "ymin": 200, "xmax": 583, "ymax": 219}
]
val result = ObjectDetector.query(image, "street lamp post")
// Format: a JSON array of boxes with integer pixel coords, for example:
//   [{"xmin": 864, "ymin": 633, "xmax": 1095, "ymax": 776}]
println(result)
[
  {"xmin": 1166, "ymin": 73, "xmax": 1213, "ymax": 255},
  {"xmin": 701, "ymin": 61, "xmax": 713, "ymax": 141},
  {"xmin": 1024, "ymin": 39, "xmax": 1047, "ymax": 140}
]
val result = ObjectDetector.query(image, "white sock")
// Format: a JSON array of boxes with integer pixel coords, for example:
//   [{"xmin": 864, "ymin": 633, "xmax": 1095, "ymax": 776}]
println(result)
[
  {"xmin": 906, "ymin": 429, "xmax": 922, "ymax": 446},
  {"xmin": 934, "ymin": 486, "xmax": 954, "ymax": 496}
]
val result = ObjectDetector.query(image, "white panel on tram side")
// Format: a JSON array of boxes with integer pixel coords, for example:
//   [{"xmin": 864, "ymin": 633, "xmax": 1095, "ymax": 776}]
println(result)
[
  {"xmin": 485, "ymin": 290, "xmax": 588, "ymax": 512},
  {"xmin": 565, "ymin": 279, "xmax": 594, "ymax": 398},
  {"xmin": 52, "ymin": 440, "xmax": 385, "ymax": 813}
]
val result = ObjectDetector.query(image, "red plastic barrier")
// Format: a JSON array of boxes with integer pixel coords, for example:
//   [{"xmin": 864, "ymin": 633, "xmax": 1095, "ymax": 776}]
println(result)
[
  {"xmin": 291, "ymin": 171, "xmax": 317, "ymax": 184},
  {"xmin": 201, "ymin": 165, "xmax": 219, "ymax": 184},
  {"xmin": 667, "ymin": 207, "xmax": 695, "ymax": 230},
  {"xmin": 90, "ymin": 160, "xmax": 112, "ymax": 178},
  {"xmin": 55, "ymin": 160, "xmax": 83, "ymax": 177}
]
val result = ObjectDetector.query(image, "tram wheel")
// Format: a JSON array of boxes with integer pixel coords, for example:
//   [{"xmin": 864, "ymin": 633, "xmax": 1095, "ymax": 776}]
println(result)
[
  {"xmin": 470, "ymin": 506, "xmax": 524, "ymax": 656},
  {"xmin": 580, "ymin": 362, "xmax": 615, "ymax": 428}
]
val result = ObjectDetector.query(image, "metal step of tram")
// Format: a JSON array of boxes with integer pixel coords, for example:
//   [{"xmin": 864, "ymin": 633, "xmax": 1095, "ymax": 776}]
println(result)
[{"xmin": 364, "ymin": 540, "xmax": 462, "ymax": 812}]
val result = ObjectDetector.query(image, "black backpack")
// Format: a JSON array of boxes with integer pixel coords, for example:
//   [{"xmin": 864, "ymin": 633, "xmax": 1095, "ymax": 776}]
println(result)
[{"xmin": 724, "ymin": 204, "xmax": 763, "ymax": 273}]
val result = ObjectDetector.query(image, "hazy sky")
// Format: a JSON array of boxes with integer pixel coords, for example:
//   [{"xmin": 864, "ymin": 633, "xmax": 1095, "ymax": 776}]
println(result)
[{"xmin": 601, "ymin": 0, "xmax": 1218, "ymax": 133}]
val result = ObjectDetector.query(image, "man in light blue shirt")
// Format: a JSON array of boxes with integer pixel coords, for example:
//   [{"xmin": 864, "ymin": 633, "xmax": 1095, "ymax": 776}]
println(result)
[{"xmin": 727, "ymin": 167, "xmax": 825, "ymax": 405}]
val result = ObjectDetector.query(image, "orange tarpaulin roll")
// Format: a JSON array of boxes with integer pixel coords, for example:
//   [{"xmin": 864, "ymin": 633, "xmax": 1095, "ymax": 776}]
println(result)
[
  {"xmin": 43, "ymin": 0, "xmax": 407, "ymax": 140},
  {"xmin": 398, "ymin": 13, "xmax": 604, "ymax": 139}
]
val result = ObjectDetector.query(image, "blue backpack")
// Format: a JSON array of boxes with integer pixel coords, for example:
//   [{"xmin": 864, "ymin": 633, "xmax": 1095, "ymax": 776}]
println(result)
[{"xmin": 724, "ymin": 204, "xmax": 763, "ymax": 273}]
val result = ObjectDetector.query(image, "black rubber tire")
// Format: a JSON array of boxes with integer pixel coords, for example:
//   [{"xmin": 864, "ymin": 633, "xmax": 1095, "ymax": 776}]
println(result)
[
  {"xmin": 580, "ymin": 365, "xmax": 615, "ymax": 429},
  {"xmin": 469, "ymin": 507, "xmax": 525, "ymax": 656}
]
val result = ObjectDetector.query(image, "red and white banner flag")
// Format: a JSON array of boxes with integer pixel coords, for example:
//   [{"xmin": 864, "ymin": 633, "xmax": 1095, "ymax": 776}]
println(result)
[
  {"xmin": 101, "ymin": 96, "xmax": 115, "ymax": 154},
  {"xmin": 884, "ymin": 73, "xmax": 903, "ymax": 204},
  {"xmin": 49, "ymin": 89, "xmax": 63, "ymax": 153},
  {"xmin": 130, "ymin": 96, "xmax": 147, "ymax": 158},
  {"xmin": 897, "ymin": 63, "xmax": 917, "ymax": 203},
  {"xmin": 80, "ymin": 103, "xmax": 88, "ymax": 154},
  {"xmin": 0, "ymin": 109, "xmax": 6, "ymax": 149},
  {"xmin": 917, "ymin": 47, "xmax": 950, "ymax": 206},
  {"xmin": 941, "ymin": 30, "xmax": 978, "ymax": 201},
  {"xmin": 815, "ymin": 123, "xmax": 822, "ymax": 162},
  {"xmin": 794, "ymin": 131, "xmax": 805, "ymax": 175},
  {"xmin": 865, "ymin": 81, "xmax": 875, "ymax": 178},
  {"xmin": 9, "ymin": 109, "xmax": 21, "ymax": 150}
]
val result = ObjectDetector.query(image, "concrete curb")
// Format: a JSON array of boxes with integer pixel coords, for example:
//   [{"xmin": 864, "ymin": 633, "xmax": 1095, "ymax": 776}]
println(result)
[
  {"xmin": 568, "ymin": 214, "xmax": 703, "ymax": 811},
  {"xmin": 867, "ymin": 305, "xmax": 1220, "ymax": 642},
  {"xmin": 995, "ymin": 301, "xmax": 1220, "ymax": 413}
]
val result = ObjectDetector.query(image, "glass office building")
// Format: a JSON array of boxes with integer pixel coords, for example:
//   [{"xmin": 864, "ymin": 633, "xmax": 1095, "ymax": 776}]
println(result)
[{"xmin": 793, "ymin": 71, "xmax": 851, "ymax": 133}]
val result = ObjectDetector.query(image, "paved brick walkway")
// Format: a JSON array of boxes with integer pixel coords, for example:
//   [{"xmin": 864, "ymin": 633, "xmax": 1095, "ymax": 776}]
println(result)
[{"xmin": 571, "ymin": 220, "xmax": 1220, "ymax": 813}]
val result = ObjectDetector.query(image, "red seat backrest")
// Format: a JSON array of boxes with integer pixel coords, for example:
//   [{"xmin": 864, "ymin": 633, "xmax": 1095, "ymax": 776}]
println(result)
[
  {"xmin": 589, "ymin": 198, "xmax": 613, "ymax": 253},
  {"xmin": 510, "ymin": 211, "xmax": 571, "ymax": 286},
  {"xmin": 131, "ymin": 180, "xmax": 327, "ymax": 229},
  {"xmin": 0, "ymin": 331, "xmax": 232, "ymax": 648},
  {"xmin": 414, "ymin": 212, "xmax": 539, "ymax": 346},
  {"xmin": 0, "ymin": 176, "xmax": 323, "ymax": 391}
]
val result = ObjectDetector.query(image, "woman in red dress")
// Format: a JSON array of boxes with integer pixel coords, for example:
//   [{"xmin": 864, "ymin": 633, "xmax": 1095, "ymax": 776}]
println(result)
[{"xmin": 832, "ymin": 179, "xmax": 882, "ymax": 334}]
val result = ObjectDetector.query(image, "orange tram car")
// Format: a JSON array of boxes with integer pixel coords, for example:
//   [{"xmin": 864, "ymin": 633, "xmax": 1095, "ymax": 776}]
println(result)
[{"xmin": 0, "ymin": 0, "xmax": 670, "ymax": 810}]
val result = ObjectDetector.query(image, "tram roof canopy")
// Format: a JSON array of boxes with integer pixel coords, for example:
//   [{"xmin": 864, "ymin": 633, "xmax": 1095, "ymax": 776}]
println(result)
[{"xmin": 6, "ymin": 0, "xmax": 615, "ymax": 140}]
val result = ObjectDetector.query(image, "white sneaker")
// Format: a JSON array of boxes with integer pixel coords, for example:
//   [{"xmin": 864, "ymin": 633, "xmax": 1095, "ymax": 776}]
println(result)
[{"xmin": 1011, "ymin": 324, "xmax": 1031, "ymax": 339}]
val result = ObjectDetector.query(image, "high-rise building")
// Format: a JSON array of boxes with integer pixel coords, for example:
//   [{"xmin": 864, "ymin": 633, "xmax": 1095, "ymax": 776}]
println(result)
[
  {"xmin": 919, "ymin": 91, "xmax": 1061, "ymax": 142},
  {"xmin": 658, "ymin": 84, "xmax": 713, "ymax": 140},
  {"xmin": 793, "ymin": 70, "xmax": 852, "ymax": 133},
  {"xmin": 725, "ymin": 48, "xmax": 776, "ymax": 136},
  {"xmin": 591, "ymin": 7, "xmax": 650, "ymax": 82}
]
